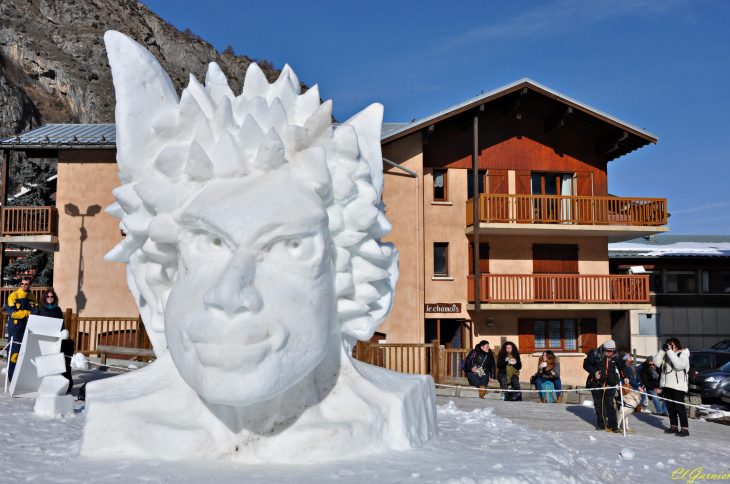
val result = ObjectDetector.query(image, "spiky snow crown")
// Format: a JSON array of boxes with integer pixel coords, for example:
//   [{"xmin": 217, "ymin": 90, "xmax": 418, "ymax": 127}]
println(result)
[{"xmin": 103, "ymin": 31, "xmax": 398, "ymax": 355}]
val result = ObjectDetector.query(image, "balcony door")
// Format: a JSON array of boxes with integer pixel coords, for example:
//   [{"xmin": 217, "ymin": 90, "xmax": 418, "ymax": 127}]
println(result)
[
  {"xmin": 533, "ymin": 244, "xmax": 579, "ymax": 300},
  {"xmin": 531, "ymin": 173, "xmax": 573, "ymax": 222}
]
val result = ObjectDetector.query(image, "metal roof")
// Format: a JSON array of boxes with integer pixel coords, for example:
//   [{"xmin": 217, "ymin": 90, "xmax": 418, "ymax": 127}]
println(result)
[
  {"xmin": 0, "ymin": 124, "xmax": 116, "ymax": 150},
  {"xmin": 380, "ymin": 78, "xmax": 658, "ymax": 161},
  {"xmin": 609, "ymin": 235, "xmax": 730, "ymax": 258},
  {"xmin": 381, "ymin": 123, "xmax": 409, "ymax": 136}
]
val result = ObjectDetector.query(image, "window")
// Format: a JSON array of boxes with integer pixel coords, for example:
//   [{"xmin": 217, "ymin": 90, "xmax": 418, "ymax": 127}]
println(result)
[
  {"xmin": 703, "ymin": 271, "xmax": 730, "ymax": 294},
  {"xmin": 638, "ymin": 313, "xmax": 661, "ymax": 336},
  {"xmin": 467, "ymin": 170, "xmax": 486, "ymax": 200},
  {"xmin": 689, "ymin": 353, "xmax": 713, "ymax": 371},
  {"xmin": 531, "ymin": 173, "xmax": 573, "ymax": 196},
  {"xmin": 646, "ymin": 270, "xmax": 662, "ymax": 293},
  {"xmin": 534, "ymin": 319, "xmax": 578, "ymax": 352},
  {"xmin": 468, "ymin": 243, "xmax": 489, "ymax": 274},
  {"xmin": 667, "ymin": 271, "xmax": 697, "ymax": 293},
  {"xmin": 433, "ymin": 170, "xmax": 447, "ymax": 201},
  {"xmin": 533, "ymin": 245, "xmax": 578, "ymax": 274},
  {"xmin": 434, "ymin": 243, "xmax": 449, "ymax": 276}
]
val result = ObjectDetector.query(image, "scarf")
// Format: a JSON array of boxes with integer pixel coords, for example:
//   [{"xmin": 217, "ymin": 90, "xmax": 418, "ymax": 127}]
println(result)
[
  {"xmin": 648, "ymin": 366, "xmax": 659, "ymax": 381},
  {"xmin": 45, "ymin": 304, "xmax": 58, "ymax": 309},
  {"xmin": 506, "ymin": 352, "xmax": 519, "ymax": 381}
]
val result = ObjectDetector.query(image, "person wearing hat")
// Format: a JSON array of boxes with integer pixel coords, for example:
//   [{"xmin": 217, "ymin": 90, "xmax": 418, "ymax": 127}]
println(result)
[
  {"xmin": 463, "ymin": 340, "xmax": 496, "ymax": 398},
  {"xmin": 583, "ymin": 339, "xmax": 630, "ymax": 433}
]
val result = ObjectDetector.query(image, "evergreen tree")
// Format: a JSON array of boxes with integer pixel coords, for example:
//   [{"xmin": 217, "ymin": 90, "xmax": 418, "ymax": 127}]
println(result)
[{"xmin": 3, "ymin": 155, "xmax": 57, "ymax": 287}]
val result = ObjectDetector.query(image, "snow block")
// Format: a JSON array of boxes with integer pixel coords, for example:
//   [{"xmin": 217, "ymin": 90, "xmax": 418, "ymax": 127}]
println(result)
[
  {"xmin": 38, "ymin": 375, "xmax": 69, "ymax": 397},
  {"xmin": 34, "ymin": 395, "xmax": 73, "ymax": 417},
  {"xmin": 34, "ymin": 353, "xmax": 66, "ymax": 378}
]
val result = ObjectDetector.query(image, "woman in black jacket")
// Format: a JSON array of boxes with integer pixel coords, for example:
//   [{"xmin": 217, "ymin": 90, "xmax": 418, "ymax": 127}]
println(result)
[
  {"xmin": 639, "ymin": 356, "xmax": 668, "ymax": 415},
  {"xmin": 463, "ymin": 340, "xmax": 496, "ymax": 396},
  {"xmin": 497, "ymin": 341, "xmax": 522, "ymax": 401},
  {"xmin": 32, "ymin": 290, "xmax": 73, "ymax": 392}
]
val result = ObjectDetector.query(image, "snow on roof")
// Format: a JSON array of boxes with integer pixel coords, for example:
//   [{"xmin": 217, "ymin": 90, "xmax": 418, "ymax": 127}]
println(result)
[
  {"xmin": 609, "ymin": 235, "xmax": 730, "ymax": 258},
  {"xmin": 0, "ymin": 124, "xmax": 116, "ymax": 149}
]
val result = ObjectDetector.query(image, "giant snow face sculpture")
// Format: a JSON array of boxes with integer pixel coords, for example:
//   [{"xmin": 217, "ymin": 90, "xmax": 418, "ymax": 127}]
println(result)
[{"xmin": 80, "ymin": 31, "xmax": 436, "ymax": 463}]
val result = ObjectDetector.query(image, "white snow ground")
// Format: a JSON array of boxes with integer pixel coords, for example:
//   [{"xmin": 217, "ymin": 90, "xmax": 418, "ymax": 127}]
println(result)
[{"xmin": 1, "ymin": 370, "xmax": 730, "ymax": 484}]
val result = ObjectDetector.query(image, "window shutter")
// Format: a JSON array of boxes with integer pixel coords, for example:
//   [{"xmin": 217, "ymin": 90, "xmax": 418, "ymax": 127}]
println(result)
[
  {"xmin": 487, "ymin": 170, "xmax": 508, "ymax": 194},
  {"xmin": 518, "ymin": 318, "xmax": 535, "ymax": 354},
  {"xmin": 515, "ymin": 170, "xmax": 531, "ymax": 194},
  {"xmin": 579, "ymin": 318, "xmax": 598, "ymax": 353},
  {"xmin": 576, "ymin": 172, "xmax": 592, "ymax": 196},
  {"xmin": 469, "ymin": 243, "xmax": 490, "ymax": 274}
]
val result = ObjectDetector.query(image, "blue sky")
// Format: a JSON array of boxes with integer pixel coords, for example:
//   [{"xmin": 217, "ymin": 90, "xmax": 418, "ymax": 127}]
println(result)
[{"xmin": 145, "ymin": 0, "xmax": 730, "ymax": 235}]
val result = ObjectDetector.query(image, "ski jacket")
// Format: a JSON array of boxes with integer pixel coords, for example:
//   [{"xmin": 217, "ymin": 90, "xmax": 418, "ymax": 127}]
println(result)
[
  {"xmin": 4, "ymin": 288, "xmax": 37, "ymax": 341},
  {"xmin": 653, "ymin": 348, "xmax": 690, "ymax": 393},
  {"xmin": 639, "ymin": 363, "xmax": 661, "ymax": 392},
  {"xmin": 583, "ymin": 347, "xmax": 629, "ymax": 388}
]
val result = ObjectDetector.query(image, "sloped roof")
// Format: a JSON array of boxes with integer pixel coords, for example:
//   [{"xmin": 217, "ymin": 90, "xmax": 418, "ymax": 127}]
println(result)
[
  {"xmin": 609, "ymin": 236, "xmax": 730, "ymax": 258},
  {"xmin": 380, "ymin": 78, "xmax": 658, "ymax": 162},
  {"xmin": 0, "ymin": 124, "xmax": 116, "ymax": 149}
]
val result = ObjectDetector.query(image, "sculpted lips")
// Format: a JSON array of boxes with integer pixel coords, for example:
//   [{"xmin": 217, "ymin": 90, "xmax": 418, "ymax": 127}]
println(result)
[{"xmin": 183, "ymin": 317, "xmax": 289, "ymax": 370}]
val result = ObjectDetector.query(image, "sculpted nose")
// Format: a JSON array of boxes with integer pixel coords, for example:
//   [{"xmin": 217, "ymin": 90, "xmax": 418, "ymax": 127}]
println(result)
[{"xmin": 203, "ymin": 250, "xmax": 263, "ymax": 314}]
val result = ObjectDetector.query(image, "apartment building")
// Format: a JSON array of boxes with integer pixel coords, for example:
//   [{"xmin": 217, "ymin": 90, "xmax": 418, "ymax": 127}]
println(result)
[
  {"xmin": 378, "ymin": 79, "xmax": 669, "ymax": 386},
  {"xmin": 609, "ymin": 235, "xmax": 730, "ymax": 356}
]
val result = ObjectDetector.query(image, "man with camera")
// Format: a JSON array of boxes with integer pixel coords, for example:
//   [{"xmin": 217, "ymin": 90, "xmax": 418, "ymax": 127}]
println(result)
[
  {"xmin": 583, "ymin": 339, "xmax": 630, "ymax": 433},
  {"xmin": 654, "ymin": 338, "xmax": 690, "ymax": 437}
]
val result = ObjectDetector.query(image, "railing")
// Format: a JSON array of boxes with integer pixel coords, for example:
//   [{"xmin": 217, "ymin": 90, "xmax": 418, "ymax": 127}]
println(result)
[
  {"xmin": 0, "ymin": 286, "xmax": 52, "ymax": 308},
  {"xmin": 354, "ymin": 340, "xmax": 449, "ymax": 383},
  {"xmin": 2, "ymin": 206, "xmax": 59, "ymax": 236},
  {"xmin": 467, "ymin": 274, "xmax": 649, "ymax": 303},
  {"xmin": 445, "ymin": 349, "xmax": 470, "ymax": 382},
  {"xmin": 466, "ymin": 194, "xmax": 667, "ymax": 227},
  {"xmin": 68, "ymin": 313, "xmax": 153, "ymax": 360}
]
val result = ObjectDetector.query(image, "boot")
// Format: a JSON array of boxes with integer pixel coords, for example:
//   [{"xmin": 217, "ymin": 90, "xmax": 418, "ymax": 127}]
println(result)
[
  {"xmin": 479, "ymin": 386, "xmax": 487, "ymax": 399},
  {"xmin": 664, "ymin": 426, "xmax": 678, "ymax": 434},
  {"xmin": 675, "ymin": 428, "xmax": 690, "ymax": 437}
]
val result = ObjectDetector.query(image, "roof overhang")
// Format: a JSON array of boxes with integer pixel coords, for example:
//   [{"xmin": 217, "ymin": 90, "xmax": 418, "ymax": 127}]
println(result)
[
  {"xmin": 0, "ymin": 124, "xmax": 116, "ymax": 151},
  {"xmin": 381, "ymin": 78, "xmax": 658, "ymax": 161}
]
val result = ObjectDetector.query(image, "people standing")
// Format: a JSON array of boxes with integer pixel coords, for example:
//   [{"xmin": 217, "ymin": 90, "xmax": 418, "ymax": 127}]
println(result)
[
  {"xmin": 497, "ymin": 341, "xmax": 522, "ymax": 401},
  {"xmin": 463, "ymin": 340, "xmax": 496, "ymax": 398},
  {"xmin": 534, "ymin": 350, "xmax": 562, "ymax": 402},
  {"xmin": 4, "ymin": 277, "xmax": 37, "ymax": 383},
  {"xmin": 654, "ymin": 337, "xmax": 691, "ymax": 437},
  {"xmin": 583, "ymin": 339, "xmax": 630, "ymax": 433},
  {"xmin": 32, "ymin": 289, "xmax": 74, "ymax": 393},
  {"xmin": 639, "ymin": 356, "xmax": 668, "ymax": 416}
]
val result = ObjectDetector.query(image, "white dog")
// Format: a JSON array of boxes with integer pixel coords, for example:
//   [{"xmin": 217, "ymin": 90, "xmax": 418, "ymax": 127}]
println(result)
[{"xmin": 615, "ymin": 384, "xmax": 642, "ymax": 433}]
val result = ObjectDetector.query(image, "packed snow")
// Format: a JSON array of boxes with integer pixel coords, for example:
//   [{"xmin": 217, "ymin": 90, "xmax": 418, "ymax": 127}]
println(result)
[{"xmin": 2, "ymin": 370, "xmax": 730, "ymax": 483}]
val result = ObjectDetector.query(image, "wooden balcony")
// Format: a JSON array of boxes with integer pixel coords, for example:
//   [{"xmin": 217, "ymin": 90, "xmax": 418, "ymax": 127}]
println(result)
[
  {"xmin": 467, "ymin": 274, "xmax": 650, "ymax": 305},
  {"xmin": 2, "ymin": 206, "xmax": 59, "ymax": 236}
]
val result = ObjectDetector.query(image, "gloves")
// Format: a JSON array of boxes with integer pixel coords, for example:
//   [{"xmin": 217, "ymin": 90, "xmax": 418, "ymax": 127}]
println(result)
[{"xmin": 11, "ymin": 309, "xmax": 31, "ymax": 320}]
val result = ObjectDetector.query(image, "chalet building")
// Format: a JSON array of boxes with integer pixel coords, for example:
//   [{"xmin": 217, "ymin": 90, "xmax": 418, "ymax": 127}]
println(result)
[
  {"xmin": 378, "ymin": 79, "xmax": 669, "ymax": 386},
  {"xmin": 609, "ymin": 235, "xmax": 730, "ymax": 356},
  {"xmin": 0, "ymin": 124, "xmax": 137, "ymax": 318}
]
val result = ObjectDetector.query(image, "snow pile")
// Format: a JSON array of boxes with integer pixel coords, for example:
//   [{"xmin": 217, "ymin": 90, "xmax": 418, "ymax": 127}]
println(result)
[
  {"xmin": 619, "ymin": 448, "xmax": 635, "ymax": 459},
  {"xmin": 70, "ymin": 353, "xmax": 89, "ymax": 370}
]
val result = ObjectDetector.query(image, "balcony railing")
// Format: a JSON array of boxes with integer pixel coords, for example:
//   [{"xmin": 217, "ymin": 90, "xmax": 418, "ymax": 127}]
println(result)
[
  {"xmin": 466, "ymin": 194, "xmax": 667, "ymax": 227},
  {"xmin": 467, "ymin": 274, "xmax": 649, "ymax": 304},
  {"xmin": 2, "ymin": 206, "xmax": 59, "ymax": 236}
]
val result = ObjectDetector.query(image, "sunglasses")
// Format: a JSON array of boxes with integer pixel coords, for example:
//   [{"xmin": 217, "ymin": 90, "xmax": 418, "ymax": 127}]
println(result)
[{"xmin": 46, "ymin": 295, "xmax": 55, "ymax": 299}]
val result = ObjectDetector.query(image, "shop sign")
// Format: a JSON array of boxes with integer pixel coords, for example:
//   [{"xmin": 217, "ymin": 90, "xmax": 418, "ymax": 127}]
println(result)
[{"xmin": 424, "ymin": 303, "xmax": 462, "ymax": 314}]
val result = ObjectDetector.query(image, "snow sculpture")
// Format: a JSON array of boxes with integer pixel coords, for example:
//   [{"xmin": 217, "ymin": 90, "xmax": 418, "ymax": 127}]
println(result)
[{"xmin": 80, "ymin": 31, "xmax": 436, "ymax": 462}]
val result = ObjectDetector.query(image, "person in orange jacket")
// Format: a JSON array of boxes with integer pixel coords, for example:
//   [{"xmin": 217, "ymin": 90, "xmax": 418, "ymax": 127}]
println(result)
[{"xmin": 4, "ymin": 277, "xmax": 37, "ymax": 382}]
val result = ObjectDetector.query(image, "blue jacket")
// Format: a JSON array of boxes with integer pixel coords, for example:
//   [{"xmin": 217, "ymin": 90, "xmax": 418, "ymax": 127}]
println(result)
[{"xmin": 4, "ymin": 288, "xmax": 37, "ymax": 341}]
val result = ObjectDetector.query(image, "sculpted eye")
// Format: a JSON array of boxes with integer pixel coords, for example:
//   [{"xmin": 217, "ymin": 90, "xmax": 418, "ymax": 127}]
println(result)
[{"xmin": 267, "ymin": 235, "xmax": 316, "ymax": 264}]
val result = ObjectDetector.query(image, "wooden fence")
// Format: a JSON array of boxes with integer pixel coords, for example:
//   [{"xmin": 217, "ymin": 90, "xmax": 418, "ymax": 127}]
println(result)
[
  {"xmin": 67, "ymin": 311, "xmax": 153, "ymax": 360},
  {"xmin": 467, "ymin": 194, "xmax": 667, "ymax": 227},
  {"xmin": 354, "ymin": 340, "xmax": 474, "ymax": 384},
  {"xmin": 2, "ymin": 206, "xmax": 59, "ymax": 236},
  {"xmin": 467, "ymin": 274, "xmax": 649, "ymax": 304}
]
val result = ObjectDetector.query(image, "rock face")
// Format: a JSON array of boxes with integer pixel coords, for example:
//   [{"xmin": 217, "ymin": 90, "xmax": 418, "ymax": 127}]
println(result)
[{"xmin": 0, "ymin": 0, "xmax": 300, "ymax": 139}]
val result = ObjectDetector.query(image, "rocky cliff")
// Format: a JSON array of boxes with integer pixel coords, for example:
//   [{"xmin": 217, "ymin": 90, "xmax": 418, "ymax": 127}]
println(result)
[{"xmin": 0, "ymin": 0, "xmax": 303, "ymax": 139}]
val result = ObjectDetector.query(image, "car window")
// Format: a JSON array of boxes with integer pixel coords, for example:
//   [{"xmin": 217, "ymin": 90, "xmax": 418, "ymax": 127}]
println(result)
[
  {"xmin": 715, "ymin": 354, "xmax": 730, "ymax": 368},
  {"xmin": 720, "ymin": 360, "xmax": 730, "ymax": 373},
  {"xmin": 711, "ymin": 340, "xmax": 730, "ymax": 350},
  {"xmin": 690, "ymin": 353, "xmax": 713, "ymax": 371}
]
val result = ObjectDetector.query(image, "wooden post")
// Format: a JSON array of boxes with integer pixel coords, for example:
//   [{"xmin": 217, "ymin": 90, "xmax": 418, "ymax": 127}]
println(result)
[
  {"xmin": 431, "ymin": 339, "xmax": 441, "ymax": 385},
  {"xmin": 355, "ymin": 340, "xmax": 368, "ymax": 363},
  {"xmin": 472, "ymin": 111, "xmax": 480, "ymax": 312},
  {"xmin": 69, "ymin": 312, "xmax": 78, "ymax": 351},
  {"xmin": 0, "ymin": 149, "xmax": 8, "ymax": 284}
]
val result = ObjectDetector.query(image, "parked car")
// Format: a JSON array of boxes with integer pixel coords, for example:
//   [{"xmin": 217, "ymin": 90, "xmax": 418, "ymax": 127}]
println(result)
[
  {"xmin": 709, "ymin": 339, "xmax": 730, "ymax": 351},
  {"xmin": 722, "ymin": 388, "xmax": 730, "ymax": 406},
  {"xmin": 688, "ymin": 346, "xmax": 730, "ymax": 403},
  {"xmin": 689, "ymin": 358, "xmax": 730, "ymax": 403}
]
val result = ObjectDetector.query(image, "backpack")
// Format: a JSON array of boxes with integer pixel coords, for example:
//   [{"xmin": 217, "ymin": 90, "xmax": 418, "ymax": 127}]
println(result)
[{"xmin": 542, "ymin": 380, "xmax": 558, "ymax": 403}]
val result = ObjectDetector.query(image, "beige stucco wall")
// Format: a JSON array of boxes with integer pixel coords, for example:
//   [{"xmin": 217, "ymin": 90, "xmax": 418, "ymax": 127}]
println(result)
[
  {"xmin": 380, "ymin": 133, "xmax": 424, "ymax": 343},
  {"xmin": 470, "ymin": 309, "xmax": 611, "ymax": 387},
  {"xmin": 55, "ymin": 162, "xmax": 138, "ymax": 317}
]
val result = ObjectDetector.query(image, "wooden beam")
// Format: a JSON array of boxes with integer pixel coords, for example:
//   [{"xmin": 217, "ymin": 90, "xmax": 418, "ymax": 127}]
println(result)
[
  {"xmin": 545, "ymin": 106, "xmax": 573, "ymax": 135},
  {"xmin": 596, "ymin": 131, "xmax": 629, "ymax": 156},
  {"xmin": 423, "ymin": 124, "xmax": 435, "ymax": 145},
  {"xmin": 503, "ymin": 87, "xmax": 528, "ymax": 116},
  {"xmin": 472, "ymin": 109, "xmax": 480, "ymax": 312},
  {"xmin": 461, "ymin": 105, "xmax": 484, "ymax": 132}
]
